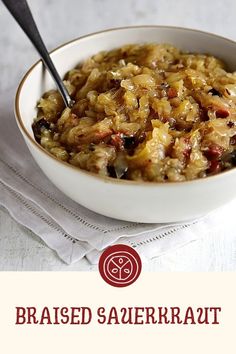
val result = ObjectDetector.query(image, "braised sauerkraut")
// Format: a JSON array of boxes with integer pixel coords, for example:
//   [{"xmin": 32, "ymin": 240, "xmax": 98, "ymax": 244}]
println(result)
[{"xmin": 33, "ymin": 43, "xmax": 236, "ymax": 182}]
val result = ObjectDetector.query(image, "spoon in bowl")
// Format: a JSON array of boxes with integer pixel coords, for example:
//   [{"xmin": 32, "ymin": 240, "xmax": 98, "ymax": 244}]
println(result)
[{"xmin": 2, "ymin": 0, "xmax": 74, "ymax": 108}]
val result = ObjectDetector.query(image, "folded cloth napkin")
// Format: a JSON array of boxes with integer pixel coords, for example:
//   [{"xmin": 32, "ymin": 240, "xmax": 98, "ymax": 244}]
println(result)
[{"xmin": 1, "ymin": 98, "xmax": 236, "ymax": 264}]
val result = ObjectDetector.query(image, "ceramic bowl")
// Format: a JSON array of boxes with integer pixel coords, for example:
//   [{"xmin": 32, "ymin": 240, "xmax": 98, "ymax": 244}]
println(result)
[{"xmin": 15, "ymin": 26, "xmax": 236, "ymax": 223}]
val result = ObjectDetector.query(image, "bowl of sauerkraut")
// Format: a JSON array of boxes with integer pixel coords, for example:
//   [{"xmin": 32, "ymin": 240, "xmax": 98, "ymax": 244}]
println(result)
[{"xmin": 15, "ymin": 26, "xmax": 236, "ymax": 222}]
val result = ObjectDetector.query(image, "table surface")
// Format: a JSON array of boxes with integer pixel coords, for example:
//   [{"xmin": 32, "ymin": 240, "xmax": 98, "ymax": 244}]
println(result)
[{"xmin": 1, "ymin": 0, "xmax": 236, "ymax": 271}]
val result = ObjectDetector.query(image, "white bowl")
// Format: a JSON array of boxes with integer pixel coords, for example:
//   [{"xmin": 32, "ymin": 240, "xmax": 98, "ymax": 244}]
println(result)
[{"xmin": 15, "ymin": 26, "xmax": 236, "ymax": 223}]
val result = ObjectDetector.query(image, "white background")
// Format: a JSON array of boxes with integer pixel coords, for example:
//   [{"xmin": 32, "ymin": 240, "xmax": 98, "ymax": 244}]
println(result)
[
  {"xmin": 0, "ymin": 273, "xmax": 235, "ymax": 353},
  {"xmin": 0, "ymin": 0, "xmax": 236, "ymax": 270}
]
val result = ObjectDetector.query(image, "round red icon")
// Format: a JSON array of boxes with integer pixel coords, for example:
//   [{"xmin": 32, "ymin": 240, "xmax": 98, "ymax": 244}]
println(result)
[{"xmin": 99, "ymin": 244, "xmax": 142, "ymax": 287}]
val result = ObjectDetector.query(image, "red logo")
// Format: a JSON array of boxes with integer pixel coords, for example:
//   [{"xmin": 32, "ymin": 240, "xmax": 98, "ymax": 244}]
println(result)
[{"xmin": 98, "ymin": 244, "xmax": 142, "ymax": 287}]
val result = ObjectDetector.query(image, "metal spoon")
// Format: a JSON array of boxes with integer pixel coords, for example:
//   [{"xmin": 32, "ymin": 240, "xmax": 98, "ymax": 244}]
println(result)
[{"xmin": 2, "ymin": 0, "xmax": 74, "ymax": 108}]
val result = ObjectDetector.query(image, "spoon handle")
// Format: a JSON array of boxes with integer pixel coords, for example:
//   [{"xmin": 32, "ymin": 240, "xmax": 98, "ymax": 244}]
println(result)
[{"xmin": 2, "ymin": 0, "xmax": 74, "ymax": 108}]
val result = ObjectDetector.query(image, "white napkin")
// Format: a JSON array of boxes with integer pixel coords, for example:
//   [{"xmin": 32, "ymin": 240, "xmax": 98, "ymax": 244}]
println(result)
[{"xmin": 1, "ymin": 96, "xmax": 235, "ymax": 264}]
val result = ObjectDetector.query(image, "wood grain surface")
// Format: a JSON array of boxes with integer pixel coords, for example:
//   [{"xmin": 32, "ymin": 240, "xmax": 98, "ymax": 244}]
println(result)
[{"xmin": 0, "ymin": 0, "xmax": 236, "ymax": 271}]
